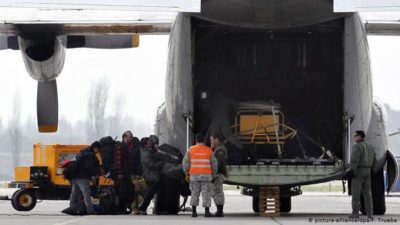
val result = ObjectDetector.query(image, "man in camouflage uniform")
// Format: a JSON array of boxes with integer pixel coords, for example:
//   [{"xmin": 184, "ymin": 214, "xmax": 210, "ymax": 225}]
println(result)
[
  {"xmin": 210, "ymin": 132, "xmax": 228, "ymax": 217},
  {"xmin": 349, "ymin": 130, "xmax": 376, "ymax": 219},
  {"xmin": 183, "ymin": 133, "xmax": 218, "ymax": 218}
]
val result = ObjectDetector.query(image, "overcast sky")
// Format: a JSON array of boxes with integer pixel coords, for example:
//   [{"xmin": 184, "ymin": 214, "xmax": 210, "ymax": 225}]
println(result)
[
  {"xmin": 368, "ymin": 35, "xmax": 400, "ymax": 110},
  {"xmin": 0, "ymin": 34, "xmax": 399, "ymax": 130}
]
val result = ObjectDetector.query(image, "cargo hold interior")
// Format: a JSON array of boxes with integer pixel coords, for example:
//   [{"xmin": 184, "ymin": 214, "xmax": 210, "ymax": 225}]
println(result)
[{"xmin": 192, "ymin": 18, "xmax": 344, "ymax": 165}]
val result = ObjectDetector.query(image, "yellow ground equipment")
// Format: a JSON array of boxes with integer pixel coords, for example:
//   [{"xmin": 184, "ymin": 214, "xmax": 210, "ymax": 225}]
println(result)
[{"xmin": 3, "ymin": 144, "xmax": 113, "ymax": 211}]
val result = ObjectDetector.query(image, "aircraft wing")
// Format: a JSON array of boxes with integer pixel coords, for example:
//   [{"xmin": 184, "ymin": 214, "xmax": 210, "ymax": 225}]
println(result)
[
  {"xmin": 0, "ymin": 0, "xmax": 200, "ymax": 35},
  {"xmin": 334, "ymin": 1, "xmax": 400, "ymax": 35},
  {"xmin": 0, "ymin": 1, "xmax": 201, "ymax": 133},
  {"xmin": 360, "ymin": 12, "xmax": 400, "ymax": 35},
  {"xmin": 366, "ymin": 21, "xmax": 400, "ymax": 35},
  {"xmin": 334, "ymin": 0, "xmax": 400, "ymax": 12}
]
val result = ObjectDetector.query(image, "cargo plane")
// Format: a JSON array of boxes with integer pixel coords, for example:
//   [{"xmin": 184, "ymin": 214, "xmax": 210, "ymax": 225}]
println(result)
[
  {"xmin": 0, "ymin": 0, "xmax": 398, "ymax": 215},
  {"xmin": 155, "ymin": 0, "xmax": 400, "ymax": 215}
]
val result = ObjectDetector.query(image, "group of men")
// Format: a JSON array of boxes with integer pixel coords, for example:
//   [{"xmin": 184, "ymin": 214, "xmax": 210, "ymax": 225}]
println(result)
[
  {"xmin": 181, "ymin": 129, "xmax": 378, "ymax": 219},
  {"xmin": 67, "ymin": 131, "xmax": 166, "ymax": 215},
  {"xmin": 183, "ymin": 132, "xmax": 228, "ymax": 218},
  {"xmin": 66, "ymin": 130, "xmax": 228, "ymax": 217},
  {"xmin": 66, "ymin": 128, "xmax": 377, "ymax": 218}
]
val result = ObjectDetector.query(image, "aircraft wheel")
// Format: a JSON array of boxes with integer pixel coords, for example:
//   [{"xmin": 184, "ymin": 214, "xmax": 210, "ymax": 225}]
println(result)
[
  {"xmin": 252, "ymin": 196, "xmax": 260, "ymax": 213},
  {"xmin": 361, "ymin": 168, "xmax": 386, "ymax": 215},
  {"xmin": 280, "ymin": 196, "xmax": 291, "ymax": 213},
  {"xmin": 11, "ymin": 189, "xmax": 37, "ymax": 211}
]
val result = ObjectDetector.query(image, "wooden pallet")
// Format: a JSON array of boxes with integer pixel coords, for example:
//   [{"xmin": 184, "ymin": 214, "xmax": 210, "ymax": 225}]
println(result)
[{"xmin": 259, "ymin": 186, "xmax": 280, "ymax": 217}]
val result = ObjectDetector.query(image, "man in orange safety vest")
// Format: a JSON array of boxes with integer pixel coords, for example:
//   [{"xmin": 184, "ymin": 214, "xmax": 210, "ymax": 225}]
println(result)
[{"xmin": 182, "ymin": 133, "xmax": 218, "ymax": 218}]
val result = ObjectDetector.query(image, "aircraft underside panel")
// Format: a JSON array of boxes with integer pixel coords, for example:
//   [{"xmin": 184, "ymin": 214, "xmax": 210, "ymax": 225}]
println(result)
[
  {"xmin": 366, "ymin": 101, "xmax": 389, "ymax": 170},
  {"xmin": 343, "ymin": 14, "xmax": 373, "ymax": 165},
  {"xmin": 197, "ymin": 0, "xmax": 344, "ymax": 29},
  {"xmin": 158, "ymin": 13, "xmax": 193, "ymax": 153}
]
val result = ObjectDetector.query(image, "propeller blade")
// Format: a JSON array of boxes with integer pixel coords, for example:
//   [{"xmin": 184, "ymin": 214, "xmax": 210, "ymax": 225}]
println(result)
[{"xmin": 37, "ymin": 80, "xmax": 58, "ymax": 132}]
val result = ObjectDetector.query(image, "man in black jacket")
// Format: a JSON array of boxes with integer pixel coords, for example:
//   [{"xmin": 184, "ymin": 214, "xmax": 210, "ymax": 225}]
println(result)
[
  {"xmin": 124, "ymin": 131, "xmax": 142, "ymax": 215},
  {"xmin": 113, "ymin": 132, "xmax": 132, "ymax": 214},
  {"xmin": 69, "ymin": 141, "xmax": 101, "ymax": 215},
  {"xmin": 138, "ymin": 137, "xmax": 164, "ymax": 215}
]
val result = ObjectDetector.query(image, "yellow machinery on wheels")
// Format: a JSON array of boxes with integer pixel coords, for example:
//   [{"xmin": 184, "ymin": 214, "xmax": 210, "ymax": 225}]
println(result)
[{"xmin": 2, "ymin": 144, "xmax": 113, "ymax": 211}]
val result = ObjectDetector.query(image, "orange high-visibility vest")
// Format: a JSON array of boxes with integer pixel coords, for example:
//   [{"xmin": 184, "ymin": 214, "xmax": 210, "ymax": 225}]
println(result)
[{"xmin": 189, "ymin": 144, "xmax": 213, "ymax": 175}]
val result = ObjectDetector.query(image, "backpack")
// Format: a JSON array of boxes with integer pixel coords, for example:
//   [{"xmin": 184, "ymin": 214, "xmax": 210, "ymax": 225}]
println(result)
[
  {"xmin": 76, "ymin": 148, "xmax": 92, "ymax": 162},
  {"xmin": 156, "ymin": 144, "xmax": 182, "ymax": 165},
  {"xmin": 99, "ymin": 136, "xmax": 115, "ymax": 146},
  {"xmin": 63, "ymin": 160, "xmax": 79, "ymax": 180},
  {"xmin": 99, "ymin": 136, "xmax": 116, "ymax": 175},
  {"xmin": 61, "ymin": 200, "xmax": 87, "ymax": 215},
  {"xmin": 62, "ymin": 149, "xmax": 93, "ymax": 180}
]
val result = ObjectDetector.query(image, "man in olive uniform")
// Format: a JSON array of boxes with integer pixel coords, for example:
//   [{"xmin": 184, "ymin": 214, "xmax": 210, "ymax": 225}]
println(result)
[
  {"xmin": 349, "ymin": 130, "xmax": 376, "ymax": 219},
  {"xmin": 210, "ymin": 132, "xmax": 228, "ymax": 217},
  {"xmin": 183, "ymin": 133, "xmax": 218, "ymax": 218}
]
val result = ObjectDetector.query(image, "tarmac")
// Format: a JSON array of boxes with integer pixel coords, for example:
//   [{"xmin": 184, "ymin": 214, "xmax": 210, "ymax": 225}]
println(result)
[{"xmin": 0, "ymin": 191, "xmax": 399, "ymax": 225}]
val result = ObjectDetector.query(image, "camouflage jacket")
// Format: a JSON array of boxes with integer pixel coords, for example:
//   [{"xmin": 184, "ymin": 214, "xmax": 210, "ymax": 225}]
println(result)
[
  {"xmin": 350, "ymin": 141, "xmax": 377, "ymax": 174},
  {"xmin": 213, "ymin": 143, "xmax": 228, "ymax": 176}
]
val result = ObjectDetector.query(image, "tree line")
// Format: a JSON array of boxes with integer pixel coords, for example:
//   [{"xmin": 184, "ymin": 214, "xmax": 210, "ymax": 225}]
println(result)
[{"xmin": 0, "ymin": 77, "xmax": 154, "ymax": 170}]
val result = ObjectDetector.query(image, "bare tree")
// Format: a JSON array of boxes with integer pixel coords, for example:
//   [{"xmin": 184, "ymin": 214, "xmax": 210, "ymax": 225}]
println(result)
[
  {"xmin": 57, "ymin": 116, "xmax": 73, "ymax": 144},
  {"xmin": 8, "ymin": 91, "xmax": 22, "ymax": 167},
  {"xmin": 87, "ymin": 77, "xmax": 110, "ymax": 142},
  {"xmin": 107, "ymin": 94, "xmax": 126, "ymax": 137}
]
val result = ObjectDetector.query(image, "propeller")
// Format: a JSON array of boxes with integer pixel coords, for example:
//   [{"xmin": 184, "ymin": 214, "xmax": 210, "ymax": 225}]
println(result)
[{"xmin": 37, "ymin": 80, "xmax": 58, "ymax": 132}]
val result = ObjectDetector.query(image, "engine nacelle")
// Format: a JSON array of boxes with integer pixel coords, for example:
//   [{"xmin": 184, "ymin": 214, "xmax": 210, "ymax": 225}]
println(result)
[{"xmin": 18, "ymin": 35, "xmax": 66, "ymax": 82}]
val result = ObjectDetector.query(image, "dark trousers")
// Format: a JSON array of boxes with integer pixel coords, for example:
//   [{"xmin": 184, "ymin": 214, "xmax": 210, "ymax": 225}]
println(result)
[
  {"xmin": 140, "ymin": 181, "xmax": 160, "ymax": 211},
  {"xmin": 114, "ymin": 178, "xmax": 134, "ymax": 212}
]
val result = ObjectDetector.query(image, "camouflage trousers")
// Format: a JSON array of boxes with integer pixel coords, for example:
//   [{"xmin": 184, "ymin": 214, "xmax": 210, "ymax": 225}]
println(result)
[
  {"xmin": 212, "ymin": 174, "xmax": 225, "ymax": 205},
  {"xmin": 351, "ymin": 169, "xmax": 373, "ymax": 216},
  {"xmin": 190, "ymin": 181, "xmax": 212, "ymax": 207}
]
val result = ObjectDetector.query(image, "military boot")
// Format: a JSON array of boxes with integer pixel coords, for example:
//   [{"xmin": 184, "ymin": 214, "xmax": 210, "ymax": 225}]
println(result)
[
  {"xmin": 214, "ymin": 205, "xmax": 224, "ymax": 217},
  {"xmin": 204, "ymin": 207, "xmax": 213, "ymax": 217},
  {"xmin": 191, "ymin": 206, "xmax": 198, "ymax": 217},
  {"xmin": 348, "ymin": 213, "xmax": 359, "ymax": 219}
]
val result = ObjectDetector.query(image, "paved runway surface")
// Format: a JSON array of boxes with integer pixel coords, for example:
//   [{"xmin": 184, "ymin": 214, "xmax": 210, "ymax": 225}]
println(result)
[{"xmin": 0, "ymin": 192, "xmax": 399, "ymax": 225}]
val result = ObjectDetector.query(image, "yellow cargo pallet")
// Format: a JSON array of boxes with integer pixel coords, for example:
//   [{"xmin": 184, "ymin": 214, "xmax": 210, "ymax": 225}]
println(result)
[
  {"xmin": 259, "ymin": 187, "xmax": 280, "ymax": 217},
  {"xmin": 233, "ymin": 109, "xmax": 297, "ymax": 145}
]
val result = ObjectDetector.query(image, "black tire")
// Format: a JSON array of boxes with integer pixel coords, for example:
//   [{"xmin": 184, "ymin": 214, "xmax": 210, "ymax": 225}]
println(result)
[
  {"xmin": 280, "ymin": 196, "xmax": 291, "ymax": 213},
  {"xmin": 11, "ymin": 189, "xmax": 37, "ymax": 211},
  {"xmin": 361, "ymin": 168, "xmax": 386, "ymax": 215},
  {"xmin": 252, "ymin": 196, "xmax": 260, "ymax": 213}
]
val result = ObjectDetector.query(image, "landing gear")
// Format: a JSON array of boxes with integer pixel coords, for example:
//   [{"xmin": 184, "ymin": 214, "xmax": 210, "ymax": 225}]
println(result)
[
  {"xmin": 280, "ymin": 196, "xmax": 291, "ymax": 213},
  {"xmin": 252, "ymin": 196, "xmax": 260, "ymax": 213},
  {"xmin": 11, "ymin": 189, "xmax": 37, "ymax": 211},
  {"xmin": 361, "ymin": 168, "xmax": 386, "ymax": 215}
]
